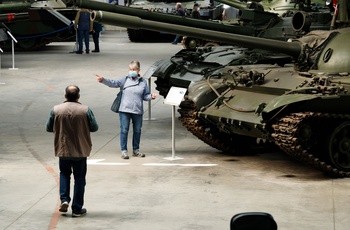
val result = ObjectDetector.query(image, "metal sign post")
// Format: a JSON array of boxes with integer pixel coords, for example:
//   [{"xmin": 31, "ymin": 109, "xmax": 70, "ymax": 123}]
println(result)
[
  {"xmin": 142, "ymin": 65, "xmax": 157, "ymax": 121},
  {"xmin": 0, "ymin": 48, "xmax": 4, "ymax": 85},
  {"xmin": 163, "ymin": 86, "xmax": 187, "ymax": 160},
  {"xmin": 7, "ymin": 31, "xmax": 18, "ymax": 70}
]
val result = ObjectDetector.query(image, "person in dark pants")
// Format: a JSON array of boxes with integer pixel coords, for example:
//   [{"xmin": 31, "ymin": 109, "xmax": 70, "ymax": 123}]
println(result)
[
  {"xmin": 74, "ymin": 9, "xmax": 93, "ymax": 54},
  {"xmin": 95, "ymin": 61, "xmax": 158, "ymax": 159},
  {"xmin": 92, "ymin": 22, "xmax": 103, "ymax": 53},
  {"xmin": 46, "ymin": 85, "xmax": 98, "ymax": 217},
  {"xmin": 172, "ymin": 2, "xmax": 185, "ymax": 44}
]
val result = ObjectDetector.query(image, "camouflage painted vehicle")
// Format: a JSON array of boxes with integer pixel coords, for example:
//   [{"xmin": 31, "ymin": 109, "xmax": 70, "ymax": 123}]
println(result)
[
  {"xmin": 75, "ymin": 0, "xmax": 350, "ymax": 176},
  {"xmin": 0, "ymin": 0, "xmax": 77, "ymax": 50}
]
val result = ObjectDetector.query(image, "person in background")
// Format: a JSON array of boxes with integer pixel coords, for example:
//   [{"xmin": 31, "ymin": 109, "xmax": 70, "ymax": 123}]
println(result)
[
  {"xmin": 46, "ymin": 85, "xmax": 98, "ymax": 217},
  {"xmin": 172, "ymin": 2, "xmax": 185, "ymax": 44},
  {"xmin": 96, "ymin": 61, "xmax": 158, "ymax": 159},
  {"xmin": 92, "ymin": 22, "xmax": 103, "ymax": 53},
  {"xmin": 222, "ymin": 5, "xmax": 239, "ymax": 20},
  {"xmin": 191, "ymin": 3, "xmax": 201, "ymax": 19},
  {"xmin": 74, "ymin": 8, "xmax": 93, "ymax": 54}
]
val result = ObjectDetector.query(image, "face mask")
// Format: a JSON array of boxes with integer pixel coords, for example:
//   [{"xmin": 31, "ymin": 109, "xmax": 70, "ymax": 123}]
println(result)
[{"xmin": 128, "ymin": 70, "xmax": 138, "ymax": 78}]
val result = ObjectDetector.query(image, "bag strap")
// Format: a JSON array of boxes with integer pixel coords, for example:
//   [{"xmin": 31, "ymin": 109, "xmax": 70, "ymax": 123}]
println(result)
[
  {"xmin": 120, "ymin": 77, "xmax": 128, "ymax": 91},
  {"xmin": 121, "ymin": 77, "xmax": 142, "ymax": 91}
]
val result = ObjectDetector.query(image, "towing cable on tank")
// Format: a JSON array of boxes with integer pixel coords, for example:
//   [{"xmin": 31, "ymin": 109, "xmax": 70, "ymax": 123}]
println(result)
[{"xmin": 204, "ymin": 75, "xmax": 256, "ymax": 112}]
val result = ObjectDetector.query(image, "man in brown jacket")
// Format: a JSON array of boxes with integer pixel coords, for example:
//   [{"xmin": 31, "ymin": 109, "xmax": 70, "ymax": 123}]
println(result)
[{"xmin": 46, "ymin": 85, "xmax": 98, "ymax": 217}]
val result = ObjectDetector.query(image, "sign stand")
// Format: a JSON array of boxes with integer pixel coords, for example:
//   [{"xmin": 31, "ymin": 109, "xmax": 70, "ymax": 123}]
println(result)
[
  {"xmin": 70, "ymin": 28, "xmax": 78, "ymax": 53},
  {"xmin": 0, "ymin": 48, "xmax": 4, "ymax": 85},
  {"xmin": 7, "ymin": 31, "xmax": 18, "ymax": 70},
  {"xmin": 163, "ymin": 86, "xmax": 187, "ymax": 160},
  {"xmin": 142, "ymin": 65, "xmax": 157, "ymax": 121}
]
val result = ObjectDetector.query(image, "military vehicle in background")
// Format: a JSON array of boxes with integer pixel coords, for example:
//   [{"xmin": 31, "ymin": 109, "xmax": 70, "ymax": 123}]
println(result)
[
  {"xmin": 126, "ymin": 0, "xmax": 223, "ymax": 42},
  {"xmin": 0, "ymin": 0, "xmax": 77, "ymax": 50},
  {"xmin": 182, "ymin": 0, "xmax": 331, "ymax": 48},
  {"xmin": 74, "ymin": 0, "xmax": 350, "ymax": 176}
]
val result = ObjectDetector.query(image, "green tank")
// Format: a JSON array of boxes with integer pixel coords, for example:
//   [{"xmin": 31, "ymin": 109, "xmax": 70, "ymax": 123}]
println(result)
[
  {"xmin": 0, "ymin": 0, "xmax": 77, "ymax": 50},
  {"xmin": 182, "ymin": 27, "xmax": 350, "ymax": 177},
  {"xmin": 74, "ymin": 0, "xmax": 350, "ymax": 176}
]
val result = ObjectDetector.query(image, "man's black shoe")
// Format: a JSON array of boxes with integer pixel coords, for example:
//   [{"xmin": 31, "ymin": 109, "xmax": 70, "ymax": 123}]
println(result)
[
  {"xmin": 72, "ymin": 208, "xmax": 87, "ymax": 217},
  {"xmin": 92, "ymin": 50, "xmax": 100, "ymax": 53},
  {"xmin": 75, "ymin": 51, "xmax": 83, "ymax": 54}
]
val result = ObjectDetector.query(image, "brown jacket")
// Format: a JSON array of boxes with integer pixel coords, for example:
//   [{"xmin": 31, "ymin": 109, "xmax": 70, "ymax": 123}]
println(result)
[{"xmin": 49, "ymin": 102, "xmax": 97, "ymax": 158}]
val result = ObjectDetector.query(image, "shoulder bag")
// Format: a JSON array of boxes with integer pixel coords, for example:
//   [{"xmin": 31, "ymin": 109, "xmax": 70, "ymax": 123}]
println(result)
[{"xmin": 110, "ymin": 77, "xmax": 142, "ymax": 113}]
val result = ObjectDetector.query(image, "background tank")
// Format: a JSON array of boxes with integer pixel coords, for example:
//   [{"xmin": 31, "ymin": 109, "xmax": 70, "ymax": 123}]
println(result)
[
  {"xmin": 126, "ymin": 0, "xmax": 223, "ymax": 42},
  {"xmin": 0, "ymin": 0, "xmax": 77, "ymax": 50},
  {"xmin": 182, "ymin": 0, "xmax": 333, "ymax": 48}
]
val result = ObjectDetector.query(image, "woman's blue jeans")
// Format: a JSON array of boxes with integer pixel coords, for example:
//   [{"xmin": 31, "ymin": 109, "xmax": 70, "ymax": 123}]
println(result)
[
  {"xmin": 119, "ymin": 112, "xmax": 143, "ymax": 152},
  {"xmin": 59, "ymin": 158, "xmax": 87, "ymax": 212}
]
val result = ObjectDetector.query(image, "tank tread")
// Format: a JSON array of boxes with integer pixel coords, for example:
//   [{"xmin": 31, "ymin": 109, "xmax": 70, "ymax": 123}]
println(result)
[
  {"xmin": 271, "ymin": 112, "xmax": 350, "ymax": 177},
  {"xmin": 178, "ymin": 99, "xmax": 239, "ymax": 153}
]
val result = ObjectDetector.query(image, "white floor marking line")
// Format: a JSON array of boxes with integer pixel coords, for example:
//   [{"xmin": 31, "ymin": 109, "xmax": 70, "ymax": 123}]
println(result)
[
  {"xmin": 143, "ymin": 163, "xmax": 218, "ymax": 167},
  {"xmin": 87, "ymin": 159, "xmax": 130, "ymax": 166},
  {"xmin": 87, "ymin": 159, "xmax": 217, "ymax": 167}
]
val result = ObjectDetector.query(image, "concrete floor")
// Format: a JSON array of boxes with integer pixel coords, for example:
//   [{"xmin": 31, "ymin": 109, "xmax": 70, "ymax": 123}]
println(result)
[{"xmin": 1, "ymin": 31, "xmax": 350, "ymax": 230}]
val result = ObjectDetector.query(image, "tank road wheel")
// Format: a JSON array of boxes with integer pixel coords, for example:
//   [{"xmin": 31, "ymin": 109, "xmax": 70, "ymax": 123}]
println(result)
[
  {"xmin": 17, "ymin": 38, "xmax": 38, "ymax": 50},
  {"xmin": 327, "ymin": 121, "xmax": 350, "ymax": 171}
]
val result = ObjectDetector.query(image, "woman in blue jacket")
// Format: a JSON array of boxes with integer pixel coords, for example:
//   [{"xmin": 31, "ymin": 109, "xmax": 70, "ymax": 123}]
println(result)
[{"xmin": 96, "ymin": 61, "xmax": 158, "ymax": 159}]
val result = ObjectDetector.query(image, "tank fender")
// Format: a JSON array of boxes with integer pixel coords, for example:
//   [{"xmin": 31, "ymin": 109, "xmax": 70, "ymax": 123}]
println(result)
[
  {"xmin": 262, "ymin": 94, "xmax": 319, "ymax": 116},
  {"xmin": 188, "ymin": 80, "xmax": 230, "ymax": 109}
]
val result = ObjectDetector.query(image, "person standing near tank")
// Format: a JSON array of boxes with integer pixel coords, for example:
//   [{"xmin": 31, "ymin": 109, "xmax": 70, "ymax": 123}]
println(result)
[
  {"xmin": 46, "ymin": 85, "xmax": 99, "ymax": 217},
  {"xmin": 191, "ymin": 3, "xmax": 201, "ymax": 19},
  {"xmin": 92, "ymin": 21, "xmax": 103, "ymax": 53},
  {"xmin": 95, "ymin": 61, "xmax": 158, "ymax": 159},
  {"xmin": 172, "ymin": 2, "xmax": 186, "ymax": 44},
  {"xmin": 74, "ymin": 8, "xmax": 93, "ymax": 54}
]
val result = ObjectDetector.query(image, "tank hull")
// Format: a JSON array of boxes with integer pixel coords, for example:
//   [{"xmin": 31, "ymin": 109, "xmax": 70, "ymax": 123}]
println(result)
[{"xmin": 0, "ymin": 2, "xmax": 76, "ymax": 50}]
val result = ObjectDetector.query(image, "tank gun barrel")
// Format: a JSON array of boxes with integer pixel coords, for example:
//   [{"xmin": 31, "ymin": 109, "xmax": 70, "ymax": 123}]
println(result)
[
  {"xmin": 92, "ymin": 10, "xmax": 302, "ymax": 58},
  {"xmin": 0, "ymin": 2, "xmax": 31, "ymax": 13}
]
